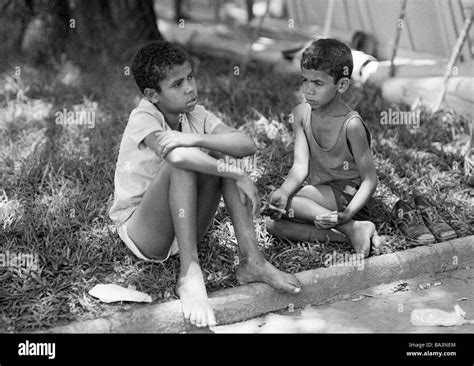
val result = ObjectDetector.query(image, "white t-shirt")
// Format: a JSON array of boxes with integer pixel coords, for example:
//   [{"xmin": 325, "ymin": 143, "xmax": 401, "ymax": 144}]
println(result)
[{"xmin": 108, "ymin": 98, "xmax": 224, "ymax": 227}]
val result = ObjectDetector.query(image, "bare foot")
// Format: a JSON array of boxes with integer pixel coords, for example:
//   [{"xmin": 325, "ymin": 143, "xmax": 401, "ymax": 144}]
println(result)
[
  {"xmin": 371, "ymin": 231, "xmax": 383, "ymax": 253},
  {"xmin": 351, "ymin": 221, "xmax": 373, "ymax": 257},
  {"xmin": 345, "ymin": 221, "xmax": 380, "ymax": 258},
  {"xmin": 236, "ymin": 257, "xmax": 301, "ymax": 294},
  {"xmin": 176, "ymin": 262, "xmax": 216, "ymax": 328}
]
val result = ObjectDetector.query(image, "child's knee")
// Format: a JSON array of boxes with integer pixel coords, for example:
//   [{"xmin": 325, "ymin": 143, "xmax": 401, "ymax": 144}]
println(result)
[{"xmin": 298, "ymin": 184, "xmax": 328, "ymax": 197}]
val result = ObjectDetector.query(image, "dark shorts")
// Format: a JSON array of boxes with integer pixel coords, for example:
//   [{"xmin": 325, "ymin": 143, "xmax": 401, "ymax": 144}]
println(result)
[
  {"xmin": 289, "ymin": 179, "xmax": 373, "ymax": 221},
  {"xmin": 326, "ymin": 180, "xmax": 373, "ymax": 221}
]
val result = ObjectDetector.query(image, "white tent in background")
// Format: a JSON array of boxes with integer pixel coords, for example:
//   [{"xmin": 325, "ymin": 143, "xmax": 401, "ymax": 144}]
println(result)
[
  {"xmin": 286, "ymin": 0, "xmax": 472, "ymax": 64},
  {"xmin": 159, "ymin": 0, "xmax": 473, "ymax": 115}
]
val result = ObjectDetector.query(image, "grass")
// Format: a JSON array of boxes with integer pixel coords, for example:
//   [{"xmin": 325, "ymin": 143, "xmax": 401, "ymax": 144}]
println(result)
[{"xmin": 1, "ymin": 45, "xmax": 473, "ymax": 332}]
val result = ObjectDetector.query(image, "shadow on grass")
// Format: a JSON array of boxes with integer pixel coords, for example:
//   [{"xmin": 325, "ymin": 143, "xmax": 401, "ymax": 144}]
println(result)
[{"xmin": 0, "ymin": 49, "xmax": 472, "ymax": 332}]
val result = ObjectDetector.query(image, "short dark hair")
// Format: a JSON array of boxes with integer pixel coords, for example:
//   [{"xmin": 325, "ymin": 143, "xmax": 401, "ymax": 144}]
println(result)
[
  {"xmin": 301, "ymin": 38, "xmax": 353, "ymax": 83},
  {"xmin": 131, "ymin": 41, "xmax": 190, "ymax": 93}
]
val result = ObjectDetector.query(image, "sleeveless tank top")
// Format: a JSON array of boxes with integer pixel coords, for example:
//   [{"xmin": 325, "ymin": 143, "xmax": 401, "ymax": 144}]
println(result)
[{"xmin": 302, "ymin": 103, "xmax": 371, "ymax": 186}]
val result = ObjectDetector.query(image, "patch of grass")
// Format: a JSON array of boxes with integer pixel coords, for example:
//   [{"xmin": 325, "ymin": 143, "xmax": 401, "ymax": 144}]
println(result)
[{"xmin": 1, "ymin": 49, "xmax": 472, "ymax": 332}]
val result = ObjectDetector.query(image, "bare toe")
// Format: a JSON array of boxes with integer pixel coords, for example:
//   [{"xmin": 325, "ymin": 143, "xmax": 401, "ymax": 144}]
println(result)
[
  {"xmin": 371, "ymin": 232, "xmax": 383, "ymax": 250},
  {"xmin": 176, "ymin": 262, "xmax": 215, "ymax": 328},
  {"xmin": 207, "ymin": 310, "xmax": 217, "ymax": 327},
  {"xmin": 196, "ymin": 313, "xmax": 205, "ymax": 328},
  {"xmin": 189, "ymin": 312, "xmax": 197, "ymax": 326},
  {"xmin": 237, "ymin": 258, "xmax": 302, "ymax": 294}
]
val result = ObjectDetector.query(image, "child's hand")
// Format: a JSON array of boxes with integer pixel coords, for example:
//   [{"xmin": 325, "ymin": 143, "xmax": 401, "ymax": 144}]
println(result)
[
  {"xmin": 268, "ymin": 189, "xmax": 288, "ymax": 220},
  {"xmin": 260, "ymin": 202, "xmax": 286, "ymax": 217},
  {"xmin": 314, "ymin": 211, "xmax": 338, "ymax": 229},
  {"xmin": 313, "ymin": 211, "xmax": 350, "ymax": 229},
  {"xmin": 236, "ymin": 176, "xmax": 262, "ymax": 216},
  {"xmin": 154, "ymin": 131, "xmax": 196, "ymax": 157}
]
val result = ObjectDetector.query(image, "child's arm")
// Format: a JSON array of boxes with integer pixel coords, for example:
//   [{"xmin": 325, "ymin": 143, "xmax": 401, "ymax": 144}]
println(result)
[
  {"xmin": 153, "ymin": 124, "xmax": 256, "ymax": 158},
  {"xmin": 339, "ymin": 118, "xmax": 378, "ymax": 223},
  {"xmin": 143, "ymin": 132, "xmax": 261, "ymax": 215},
  {"xmin": 269, "ymin": 106, "xmax": 310, "ymax": 210}
]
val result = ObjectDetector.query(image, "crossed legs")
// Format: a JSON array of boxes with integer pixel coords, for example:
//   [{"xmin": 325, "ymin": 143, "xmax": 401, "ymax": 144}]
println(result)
[{"xmin": 267, "ymin": 185, "xmax": 381, "ymax": 257}]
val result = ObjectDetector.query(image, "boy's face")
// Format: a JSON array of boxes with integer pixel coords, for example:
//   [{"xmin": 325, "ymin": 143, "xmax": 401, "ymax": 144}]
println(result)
[
  {"xmin": 301, "ymin": 67, "xmax": 342, "ymax": 110},
  {"xmin": 149, "ymin": 60, "xmax": 197, "ymax": 114}
]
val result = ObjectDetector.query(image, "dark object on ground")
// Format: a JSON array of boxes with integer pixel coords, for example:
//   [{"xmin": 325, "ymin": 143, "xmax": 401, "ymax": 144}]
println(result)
[
  {"xmin": 392, "ymin": 200, "xmax": 436, "ymax": 245},
  {"xmin": 413, "ymin": 196, "xmax": 457, "ymax": 242}
]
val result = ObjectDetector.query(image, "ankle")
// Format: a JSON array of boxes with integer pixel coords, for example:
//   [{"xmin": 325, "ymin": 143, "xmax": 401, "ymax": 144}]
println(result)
[
  {"xmin": 180, "ymin": 256, "xmax": 200, "ymax": 271},
  {"xmin": 238, "ymin": 253, "xmax": 265, "ymax": 266},
  {"xmin": 337, "ymin": 220, "xmax": 355, "ymax": 234}
]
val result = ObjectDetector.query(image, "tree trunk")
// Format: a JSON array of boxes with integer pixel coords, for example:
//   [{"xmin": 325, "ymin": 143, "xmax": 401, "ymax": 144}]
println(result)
[
  {"xmin": 21, "ymin": 0, "xmax": 162, "ymax": 61},
  {"xmin": 75, "ymin": 0, "xmax": 162, "ymax": 54},
  {"xmin": 21, "ymin": 0, "xmax": 71, "ymax": 62},
  {"xmin": 135, "ymin": 0, "xmax": 162, "ymax": 40}
]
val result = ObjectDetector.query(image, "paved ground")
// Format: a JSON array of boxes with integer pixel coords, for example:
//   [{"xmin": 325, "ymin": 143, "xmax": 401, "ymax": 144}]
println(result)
[
  {"xmin": 44, "ymin": 237, "xmax": 474, "ymax": 334},
  {"xmin": 213, "ymin": 264, "xmax": 474, "ymax": 333}
]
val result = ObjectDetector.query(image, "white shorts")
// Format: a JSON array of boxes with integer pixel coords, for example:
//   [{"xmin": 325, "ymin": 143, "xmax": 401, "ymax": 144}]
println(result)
[{"xmin": 117, "ymin": 223, "xmax": 179, "ymax": 262}]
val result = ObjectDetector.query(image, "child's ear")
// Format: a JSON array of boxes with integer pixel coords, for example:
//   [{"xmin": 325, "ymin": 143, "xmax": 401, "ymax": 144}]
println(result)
[
  {"xmin": 337, "ymin": 77, "xmax": 351, "ymax": 93},
  {"xmin": 144, "ymin": 88, "xmax": 160, "ymax": 104}
]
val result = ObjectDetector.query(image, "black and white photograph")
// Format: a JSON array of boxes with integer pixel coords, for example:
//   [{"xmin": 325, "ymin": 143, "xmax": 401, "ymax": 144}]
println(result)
[{"xmin": 1, "ymin": 0, "xmax": 473, "ymax": 363}]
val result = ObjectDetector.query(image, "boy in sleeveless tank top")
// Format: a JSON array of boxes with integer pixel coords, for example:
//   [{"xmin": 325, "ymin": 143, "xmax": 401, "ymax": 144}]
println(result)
[{"xmin": 267, "ymin": 39, "xmax": 382, "ymax": 257}]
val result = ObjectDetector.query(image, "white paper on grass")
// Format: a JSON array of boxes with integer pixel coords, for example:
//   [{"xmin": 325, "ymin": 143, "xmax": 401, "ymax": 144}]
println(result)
[{"xmin": 89, "ymin": 284, "xmax": 152, "ymax": 303}]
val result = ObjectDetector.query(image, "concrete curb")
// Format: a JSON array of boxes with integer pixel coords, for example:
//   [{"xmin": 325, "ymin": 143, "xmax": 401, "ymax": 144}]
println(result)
[{"xmin": 43, "ymin": 235, "xmax": 473, "ymax": 333}]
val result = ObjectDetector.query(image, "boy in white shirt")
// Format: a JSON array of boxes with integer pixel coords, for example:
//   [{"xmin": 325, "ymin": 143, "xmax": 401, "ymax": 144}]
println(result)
[{"xmin": 109, "ymin": 41, "xmax": 301, "ymax": 329}]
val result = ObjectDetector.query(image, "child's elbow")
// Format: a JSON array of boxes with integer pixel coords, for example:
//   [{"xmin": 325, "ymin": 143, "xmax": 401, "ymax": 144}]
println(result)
[
  {"xmin": 293, "ymin": 162, "xmax": 308, "ymax": 180},
  {"xmin": 238, "ymin": 137, "xmax": 257, "ymax": 157},
  {"xmin": 246, "ymin": 140, "xmax": 258, "ymax": 156},
  {"xmin": 166, "ymin": 148, "xmax": 187, "ymax": 166}
]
